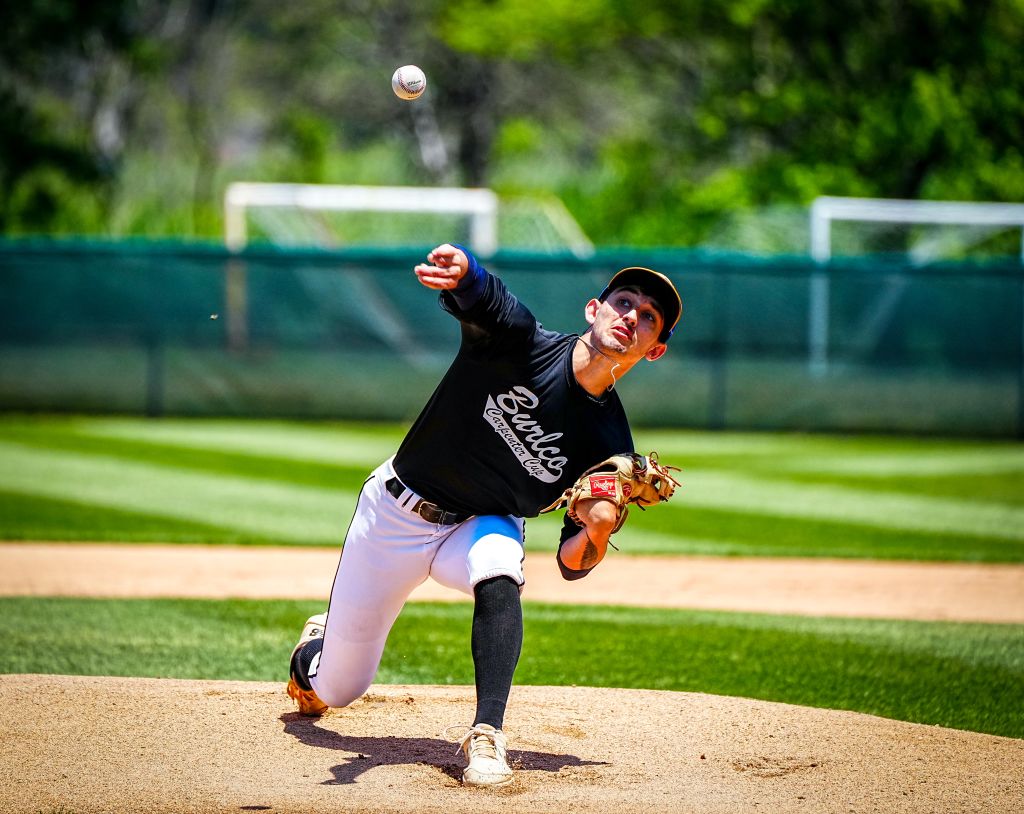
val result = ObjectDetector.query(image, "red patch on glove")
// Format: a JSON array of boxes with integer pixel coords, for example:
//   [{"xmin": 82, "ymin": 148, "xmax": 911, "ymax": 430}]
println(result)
[{"xmin": 588, "ymin": 474, "xmax": 618, "ymax": 498}]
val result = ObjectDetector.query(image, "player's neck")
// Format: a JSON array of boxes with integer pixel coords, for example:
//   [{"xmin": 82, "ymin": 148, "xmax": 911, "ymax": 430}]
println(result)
[{"xmin": 573, "ymin": 336, "xmax": 629, "ymax": 397}]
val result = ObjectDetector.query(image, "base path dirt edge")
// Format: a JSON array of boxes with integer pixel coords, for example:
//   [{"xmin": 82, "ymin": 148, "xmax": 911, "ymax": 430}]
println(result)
[{"xmin": 2, "ymin": 541, "xmax": 1023, "ymax": 622}]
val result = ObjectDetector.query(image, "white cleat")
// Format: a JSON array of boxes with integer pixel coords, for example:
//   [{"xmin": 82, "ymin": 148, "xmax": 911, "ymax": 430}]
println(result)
[
  {"xmin": 458, "ymin": 723, "xmax": 513, "ymax": 788},
  {"xmin": 293, "ymin": 613, "xmax": 328, "ymax": 656}
]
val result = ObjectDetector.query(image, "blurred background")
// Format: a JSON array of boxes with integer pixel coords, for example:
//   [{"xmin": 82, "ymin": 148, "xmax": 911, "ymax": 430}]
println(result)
[{"xmin": 2, "ymin": 0, "xmax": 1023, "ymax": 435}]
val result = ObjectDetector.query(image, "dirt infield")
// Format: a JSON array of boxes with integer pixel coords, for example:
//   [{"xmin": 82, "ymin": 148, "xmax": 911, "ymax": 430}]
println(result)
[
  {"xmin": 3, "ymin": 542, "xmax": 1023, "ymax": 813},
  {"xmin": 4, "ymin": 541, "xmax": 1024, "ymax": 621},
  {"xmin": 3, "ymin": 675, "xmax": 1022, "ymax": 814}
]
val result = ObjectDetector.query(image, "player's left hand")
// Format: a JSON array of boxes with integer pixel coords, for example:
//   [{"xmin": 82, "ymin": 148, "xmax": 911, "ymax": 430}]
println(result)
[
  {"xmin": 541, "ymin": 451, "xmax": 681, "ymax": 535},
  {"xmin": 414, "ymin": 244, "xmax": 469, "ymax": 290}
]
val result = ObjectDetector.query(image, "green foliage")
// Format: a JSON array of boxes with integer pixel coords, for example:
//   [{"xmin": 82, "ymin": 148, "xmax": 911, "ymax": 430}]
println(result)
[
  {"xmin": 278, "ymin": 110, "xmax": 333, "ymax": 184},
  {"xmin": 4, "ymin": 1, "xmax": 1023, "ymax": 245},
  {"xmin": 4, "ymin": 166, "xmax": 108, "ymax": 235},
  {"xmin": 1, "ymin": 597, "xmax": 1021, "ymax": 738},
  {"xmin": 1, "ymin": 1, "xmax": 149, "ymax": 234},
  {"xmin": 444, "ymin": 0, "xmax": 1024, "ymax": 246}
]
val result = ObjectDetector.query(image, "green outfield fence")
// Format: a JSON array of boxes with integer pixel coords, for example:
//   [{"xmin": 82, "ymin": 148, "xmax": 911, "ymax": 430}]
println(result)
[{"xmin": 1, "ymin": 239, "xmax": 1022, "ymax": 437}]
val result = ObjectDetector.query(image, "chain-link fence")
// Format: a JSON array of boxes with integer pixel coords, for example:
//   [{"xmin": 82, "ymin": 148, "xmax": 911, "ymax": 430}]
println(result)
[{"xmin": 1, "ymin": 240, "xmax": 1021, "ymax": 436}]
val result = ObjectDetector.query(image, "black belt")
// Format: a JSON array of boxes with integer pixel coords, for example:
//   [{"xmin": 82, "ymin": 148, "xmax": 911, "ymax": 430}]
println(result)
[{"xmin": 385, "ymin": 476, "xmax": 470, "ymax": 526}]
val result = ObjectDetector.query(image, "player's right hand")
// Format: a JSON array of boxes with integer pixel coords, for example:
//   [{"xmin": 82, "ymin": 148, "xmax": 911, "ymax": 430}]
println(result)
[
  {"xmin": 414, "ymin": 244, "xmax": 469, "ymax": 290},
  {"xmin": 556, "ymin": 499, "xmax": 617, "ymax": 572}
]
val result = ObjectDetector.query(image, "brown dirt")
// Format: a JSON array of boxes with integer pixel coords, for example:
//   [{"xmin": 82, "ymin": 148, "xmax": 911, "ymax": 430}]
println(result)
[
  {"xmin": 3, "ymin": 542, "xmax": 1023, "ymax": 622},
  {"xmin": 2, "ymin": 541, "xmax": 1022, "ymax": 813},
  {"xmin": 3, "ymin": 676, "xmax": 1022, "ymax": 814}
]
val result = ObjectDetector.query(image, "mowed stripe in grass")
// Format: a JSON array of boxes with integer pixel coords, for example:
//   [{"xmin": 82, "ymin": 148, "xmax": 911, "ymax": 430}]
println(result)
[
  {"xmin": 1, "ymin": 416, "xmax": 1022, "ymax": 560},
  {"xmin": 0, "ymin": 440, "xmax": 352, "ymax": 545},
  {"xmin": 0, "ymin": 490, "xmax": 277, "ymax": 545},
  {"xmin": 676, "ymin": 468, "xmax": 1024, "ymax": 540},
  {"xmin": 526, "ymin": 507, "xmax": 1023, "ymax": 561},
  {"xmin": 640, "ymin": 428, "xmax": 1024, "ymax": 472},
  {"xmin": 6, "ymin": 432, "xmax": 1019, "ymax": 544},
  {"xmin": 0, "ymin": 597, "xmax": 1020, "ymax": 739},
  {"xmin": 0, "ymin": 420, "xmax": 379, "ymax": 489},
  {"xmin": 645, "ymin": 429, "xmax": 1024, "ymax": 502},
  {"xmin": 76, "ymin": 422, "xmax": 1024, "ymax": 537},
  {"xmin": 70, "ymin": 416, "xmax": 404, "ymax": 468}
]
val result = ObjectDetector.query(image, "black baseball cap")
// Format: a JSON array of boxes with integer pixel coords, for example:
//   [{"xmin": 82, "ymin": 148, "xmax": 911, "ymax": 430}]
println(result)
[{"xmin": 599, "ymin": 267, "xmax": 682, "ymax": 342}]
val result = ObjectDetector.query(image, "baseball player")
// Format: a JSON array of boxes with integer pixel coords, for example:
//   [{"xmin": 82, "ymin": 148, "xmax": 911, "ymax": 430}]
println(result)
[{"xmin": 287, "ymin": 243, "xmax": 682, "ymax": 787}]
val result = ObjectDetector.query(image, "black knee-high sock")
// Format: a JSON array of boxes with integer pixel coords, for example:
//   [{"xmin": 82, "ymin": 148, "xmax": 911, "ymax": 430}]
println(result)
[{"xmin": 471, "ymin": 575, "xmax": 523, "ymax": 730}]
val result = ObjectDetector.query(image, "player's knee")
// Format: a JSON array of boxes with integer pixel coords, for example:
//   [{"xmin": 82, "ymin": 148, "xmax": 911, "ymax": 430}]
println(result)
[
  {"xmin": 311, "ymin": 677, "xmax": 371, "ymax": 709},
  {"xmin": 309, "ymin": 648, "xmax": 378, "ymax": 709},
  {"xmin": 467, "ymin": 520, "xmax": 524, "ymax": 586}
]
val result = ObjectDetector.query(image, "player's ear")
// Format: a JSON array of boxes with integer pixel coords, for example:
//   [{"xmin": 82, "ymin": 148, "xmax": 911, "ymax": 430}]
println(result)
[
  {"xmin": 584, "ymin": 298, "xmax": 601, "ymax": 326},
  {"xmin": 645, "ymin": 342, "xmax": 668, "ymax": 362}
]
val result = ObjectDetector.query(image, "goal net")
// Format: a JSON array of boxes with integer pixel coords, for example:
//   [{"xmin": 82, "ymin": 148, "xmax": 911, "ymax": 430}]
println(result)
[
  {"xmin": 807, "ymin": 196, "xmax": 1024, "ymax": 375},
  {"xmin": 219, "ymin": 182, "xmax": 594, "ymax": 357}
]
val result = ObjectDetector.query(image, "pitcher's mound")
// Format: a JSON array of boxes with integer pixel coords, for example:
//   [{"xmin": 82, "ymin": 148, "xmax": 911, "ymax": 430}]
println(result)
[{"xmin": 2, "ymin": 675, "xmax": 1020, "ymax": 814}]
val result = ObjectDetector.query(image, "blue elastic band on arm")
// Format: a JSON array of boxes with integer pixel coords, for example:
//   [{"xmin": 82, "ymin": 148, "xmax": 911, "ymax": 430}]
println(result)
[{"xmin": 449, "ymin": 243, "xmax": 487, "ymax": 309}]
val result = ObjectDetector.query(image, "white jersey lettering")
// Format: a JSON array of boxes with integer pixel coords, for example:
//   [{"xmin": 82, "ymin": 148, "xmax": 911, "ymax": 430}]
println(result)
[{"xmin": 484, "ymin": 386, "xmax": 567, "ymax": 482}]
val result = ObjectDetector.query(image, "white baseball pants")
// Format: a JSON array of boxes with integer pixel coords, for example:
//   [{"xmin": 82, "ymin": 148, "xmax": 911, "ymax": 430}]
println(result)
[{"xmin": 309, "ymin": 458, "xmax": 526, "ymax": 708}]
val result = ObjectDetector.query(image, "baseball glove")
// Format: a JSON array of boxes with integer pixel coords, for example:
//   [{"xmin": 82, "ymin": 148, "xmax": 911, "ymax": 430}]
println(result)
[{"xmin": 541, "ymin": 452, "xmax": 681, "ymax": 535}]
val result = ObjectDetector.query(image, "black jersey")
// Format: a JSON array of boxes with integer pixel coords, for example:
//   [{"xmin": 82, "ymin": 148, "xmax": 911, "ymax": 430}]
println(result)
[{"xmin": 393, "ymin": 267, "xmax": 633, "ymax": 519}]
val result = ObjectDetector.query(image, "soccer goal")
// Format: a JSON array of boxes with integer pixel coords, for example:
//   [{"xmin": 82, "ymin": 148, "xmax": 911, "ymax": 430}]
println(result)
[
  {"xmin": 223, "ymin": 182, "xmax": 594, "ymax": 258},
  {"xmin": 807, "ymin": 196, "xmax": 1024, "ymax": 375},
  {"xmin": 220, "ymin": 182, "xmax": 594, "ymax": 354}
]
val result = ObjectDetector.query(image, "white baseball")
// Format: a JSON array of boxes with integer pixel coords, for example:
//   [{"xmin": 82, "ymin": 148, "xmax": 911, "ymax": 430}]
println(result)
[{"xmin": 392, "ymin": 65, "xmax": 426, "ymax": 100}]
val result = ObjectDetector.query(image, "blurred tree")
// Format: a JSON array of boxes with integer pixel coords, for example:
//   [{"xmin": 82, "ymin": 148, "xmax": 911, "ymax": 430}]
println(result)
[
  {"xmin": 443, "ymin": 0, "xmax": 1024, "ymax": 246},
  {"xmin": 0, "ymin": 0, "xmax": 138, "ymax": 232},
  {"xmin": 226, "ymin": 0, "xmax": 500, "ymax": 187},
  {"xmin": 4, "ymin": 0, "xmax": 1022, "ymax": 246},
  {"xmin": 1, "ymin": 0, "xmax": 234, "ymax": 235}
]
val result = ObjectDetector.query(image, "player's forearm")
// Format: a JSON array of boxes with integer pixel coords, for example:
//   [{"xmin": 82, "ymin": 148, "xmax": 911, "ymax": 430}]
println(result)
[
  {"xmin": 556, "ymin": 499, "xmax": 618, "ymax": 577},
  {"xmin": 557, "ymin": 525, "xmax": 609, "ymax": 571}
]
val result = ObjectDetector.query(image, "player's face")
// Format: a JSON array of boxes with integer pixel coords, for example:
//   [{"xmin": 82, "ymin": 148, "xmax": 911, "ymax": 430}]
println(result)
[{"xmin": 587, "ymin": 287, "xmax": 666, "ymax": 361}]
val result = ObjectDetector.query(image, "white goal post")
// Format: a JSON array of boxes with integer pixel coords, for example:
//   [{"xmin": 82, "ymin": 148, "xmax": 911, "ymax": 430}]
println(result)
[
  {"xmin": 224, "ymin": 182, "xmax": 502, "ymax": 255},
  {"xmin": 807, "ymin": 196, "xmax": 1024, "ymax": 375},
  {"xmin": 810, "ymin": 196, "xmax": 1024, "ymax": 263}
]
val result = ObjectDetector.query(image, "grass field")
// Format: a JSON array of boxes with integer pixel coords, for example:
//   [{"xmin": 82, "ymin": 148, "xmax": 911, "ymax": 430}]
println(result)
[
  {"xmin": 1, "ymin": 597, "xmax": 1021, "ymax": 739},
  {"xmin": 1, "ymin": 415, "xmax": 1022, "ymax": 741},
  {"xmin": 1, "ymin": 414, "xmax": 1022, "ymax": 560}
]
